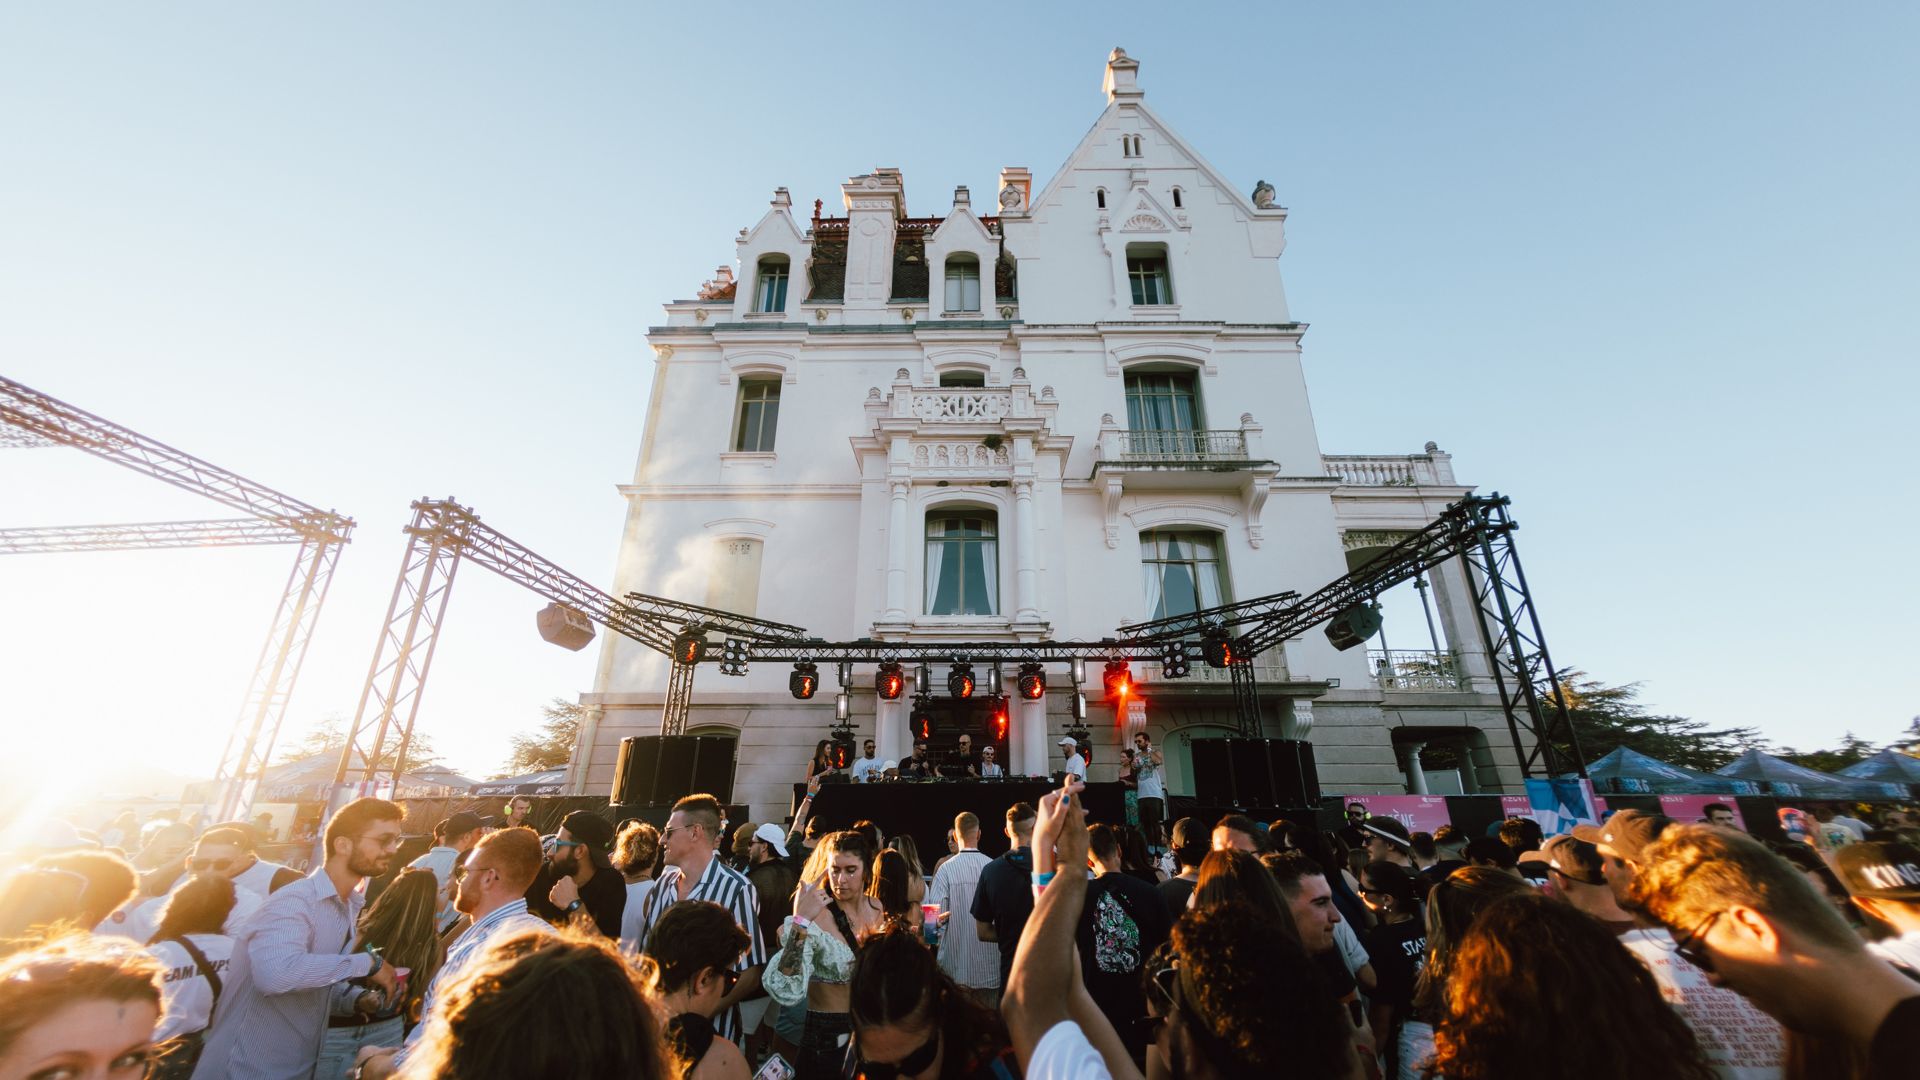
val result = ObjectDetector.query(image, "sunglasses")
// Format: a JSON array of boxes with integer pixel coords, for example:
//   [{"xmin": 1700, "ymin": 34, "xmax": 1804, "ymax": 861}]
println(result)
[
  {"xmin": 552, "ymin": 838, "xmax": 584, "ymax": 849},
  {"xmin": 1673, "ymin": 912, "xmax": 1723, "ymax": 973},
  {"xmin": 189, "ymin": 857, "xmax": 236, "ymax": 872},
  {"xmin": 856, "ymin": 1026, "xmax": 939, "ymax": 1080}
]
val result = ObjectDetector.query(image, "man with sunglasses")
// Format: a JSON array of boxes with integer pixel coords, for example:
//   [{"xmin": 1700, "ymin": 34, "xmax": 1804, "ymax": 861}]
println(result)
[
  {"xmin": 352, "ymin": 826, "xmax": 552, "ymax": 1080},
  {"xmin": 525, "ymin": 810, "xmax": 625, "ymax": 939},
  {"xmin": 1536, "ymin": 835, "xmax": 1634, "ymax": 936},
  {"xmin": 1577, "ymin": 811, "xmax": 1786, "ymax": 1079},
  {"xmin": 1635, "ymin": 825, "xmax": 1917, "ymax": 1080},
  {"xmin": 194, "ymin": 797, "xmax": 403, "ymax": 1080}
]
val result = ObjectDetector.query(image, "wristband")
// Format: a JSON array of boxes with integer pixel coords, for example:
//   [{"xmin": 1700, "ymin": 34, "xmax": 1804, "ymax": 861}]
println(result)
[{"xmin": 792, "ymin": 915, "xmax": 813, "ymax": 930}]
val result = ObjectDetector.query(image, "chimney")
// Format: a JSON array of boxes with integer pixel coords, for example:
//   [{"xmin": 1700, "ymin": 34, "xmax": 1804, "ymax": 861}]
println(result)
[{"xmin": 840, "ymin": 170, "xmax": 906, "ymax": 320}]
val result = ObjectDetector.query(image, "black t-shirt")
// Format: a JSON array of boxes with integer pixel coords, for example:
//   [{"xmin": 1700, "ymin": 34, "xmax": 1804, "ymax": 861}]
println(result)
[
  {"xmin": 1364, "ymin": 917, "xmax": 1428, "ymax": 1020},
  {"xmin": 1077, "ymin": 872, "xmax": 1174, "ymax": 1062},
  {"xmin": 1417, "ymin": 859, "xmax": 1468, "ymax": 896},
  {"xmin": 969, "ymin": 846, "xmax": 1034, "ymax": 988},
  {"xmin": 1157, "ymin": 876, "xmax": 1196, "ymax": 921},
  {"xmin": 526, "ymin": 861, "xmax": 627, "ymax": 939},
  {"xmin": 900, "ymin": 754, "xmax": 932, "ymax": 779},
  {"xmin": 747, "ymin": 858, "xmax": 798, "ymax": 950},
  {"xmin": 1869, "ymin": 994, "xmax": 1920, "ymax": 1080}
]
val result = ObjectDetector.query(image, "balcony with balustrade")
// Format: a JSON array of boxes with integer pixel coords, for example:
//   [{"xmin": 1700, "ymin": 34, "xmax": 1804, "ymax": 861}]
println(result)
[
  {"xmin": 1091, "ymin": 411, "xmax": 1282, "ymax": 549},
  {"xmin": 1324, "ymin": 442, "xmax": 1472, "ymax": 534},
  {"xmin": 1368, "ymin": 649, "xmax": 1469, "ymax": 692}
]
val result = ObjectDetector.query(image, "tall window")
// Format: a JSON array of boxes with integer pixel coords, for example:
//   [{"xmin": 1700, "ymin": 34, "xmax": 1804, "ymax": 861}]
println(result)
[
  {"xmin": 1141, "ymin": 531, "xmax": 1227, "ymax": 620},
  {"xmin": 944, "ymin": 255, "xmax": 981, "ymax": 312},
  {"xmin": 754, "ymin": 256, "xmax": 789, "ymax": 313},
  {"xmin": 926, "ymin": 511, "xmax": 999, "ymax": 616},
  {"xmin": 1125, "ymin": 371, "xmax": 1201, "ymax": 433},
  {"xmin": 733, "ymin": 380, "xmax": 780, "ymax": 452},
  {"xmin": 1127, "ymin": 245, "xmax": 1172, "ymax": 305}
]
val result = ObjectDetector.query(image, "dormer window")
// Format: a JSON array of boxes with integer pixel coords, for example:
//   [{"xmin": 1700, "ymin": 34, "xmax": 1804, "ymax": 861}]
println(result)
[
  {"xmin": 754, "ymin": 255, "xmax": 789, "ymax": 313},
  {"xmin": 1121, "ymin": 134, "xmax": 1142, "ymax": 158},
  {"xmin": 1126, "ymin": 243, "xmax": 1173, "ymax": 306},
  {"xmin": 943, "ymin": 255, "xmax": 981, "ymax": 313}
]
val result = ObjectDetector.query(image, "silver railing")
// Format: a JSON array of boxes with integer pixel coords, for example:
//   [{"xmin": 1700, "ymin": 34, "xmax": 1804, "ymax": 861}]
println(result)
[{"xmin": 1368, "ymin": 649, "xmax": 1467, "ymax": 691}]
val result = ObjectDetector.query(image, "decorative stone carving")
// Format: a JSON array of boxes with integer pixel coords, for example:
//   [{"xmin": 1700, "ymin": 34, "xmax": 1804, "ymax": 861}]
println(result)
[
  {"xmin": 1041, "ymin": 386, "xmax": 1055, "ymax": 399},
  {"xmin": 914, "ymin": 445, "xmax": 930, "ymax": 466},
  {"xmin": 999, "ymin": 184, "xmax": 1024, "ymax": 212},
  {"xmin": 901, "ymin": 307, "xmax": 914, "ymax": 321},
  {"xmin": 1012, "ymin": 367, "xmax": 1026, "ymax": 380},
  {"xmin": 1240, "ymin": 412, "xmax": 1254, "ymax": 425},
  {"xmin": 911, "ymin": 391, "xmax": 1010, "ymax": 423},
  {"xmin": 652, "ymin": 345, "xmax": 674, "ymax": 361},
  {"xmin": 1343, "ymin": 529, "xmax": 1415, "ymax": 551},
  {"xmin": 815, "ymin": 307, "xmax": 829, "ymax": 322},
  {"xmin": 998, "ymin": 306, "xmax": 1016, "ymax": 319},
  {"xmin": 895, "ymin": 368, "xmax": 912, "ymax": 381},
  {"xmin": 1252, "ymin": 180, "xmax": 1276, "ymax": 209},
  {"xmin": 696, "ymin": 266, "xmax": 735, "ymax": 301},
  {"xmin": 867, "ymin": 387, "xmax": 882, "ymax": 400},
  {"xmin": 1101, "ymin": 413, "xmax": 1115, "ymax": 425},
  {"xmin": 1425, "ymin": 441, "xmax": 1440, "ymax": 453},
  {"xmin": 1124, "ymin": 214, "xmax": 1166, "ymax": 231},
  {"xmin": 694, "ymin": 308, "xmax": 708, "ymax": 323},
  {"xmin": 911, "ymin": 440, "xmax": 1012, "ymax": 471}
]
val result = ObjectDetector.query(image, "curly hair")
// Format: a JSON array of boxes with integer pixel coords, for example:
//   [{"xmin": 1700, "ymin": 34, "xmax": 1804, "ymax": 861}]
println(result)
[
  {"xmin": 397, "ymin": 927, "xmax": 668, "ymax": 1080},
  {"xmin": 1429, "ymin": 893, "xmax": 1715, "ymax": 1080},
  {"xmin": 1170, "ymin": 902, "xmax": 1350, "ymax": 1077},
  {"xmin": 849, "ymin": 924, "xmax": 1008, "ymax": 1076},
  {"xmin": 613, "ymin": 821, "xmax": 660, "ymax": 877},
  {"xmin": 1413, "ymin": 865, "xmax": 1530, "ymax": 1015},
  {"xmin": 0, "ymin": 933, "xmax": 163, "ymax": 1061}
]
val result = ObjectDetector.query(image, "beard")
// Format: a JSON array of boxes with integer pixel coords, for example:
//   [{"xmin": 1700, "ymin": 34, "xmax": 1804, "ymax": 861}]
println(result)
[{"xmin": 347, "ymin": 850, "xmax": 392, "ymax": 878}]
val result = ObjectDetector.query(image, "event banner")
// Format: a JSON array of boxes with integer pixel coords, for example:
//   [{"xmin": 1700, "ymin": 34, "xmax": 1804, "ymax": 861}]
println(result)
[
  {"xmin": 1512, "ymin": 778, "xmax": 1601, "ymax": 837},
  {"xmin": 1353, "ymin": 795, "xmax": 1452, "ymax": 835},
  {"xmin": 1658, "ymin": 794, "xmax": 1746, "ymax": 829}
]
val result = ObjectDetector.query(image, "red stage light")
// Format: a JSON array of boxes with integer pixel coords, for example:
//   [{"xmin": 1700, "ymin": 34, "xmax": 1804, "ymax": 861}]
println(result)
[
  {"xmin": 1017, "ymin": 662, "xmax": 1046, "ymax": 700},
  {"xmin": 875, "ymin": 663, "xmax": 905, "ymax": 701},
  {"xmin": 1103, "ymin": 661, "xmax": 1130, "ymax": 702}
]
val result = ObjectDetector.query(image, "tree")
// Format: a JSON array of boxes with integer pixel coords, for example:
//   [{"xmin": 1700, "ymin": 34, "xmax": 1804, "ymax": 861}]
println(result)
[
  {"xmin": 1540, "ymin": 669, "xmax": 1767, "ymax": 773},
  {"xmin": 1777, "ymin": 731, "xmax": 1879, "ymax": 774},
  {"xmin": 275, "ymin": 712, "xmax": 445, "ymax": 772},
  {"xmin": 501, "ymin": 698, "xmax": 584, "ymax": 776},
  {"xmin": 1893, "ymin": 717, "xmax": 1920, "ymax": 756}
]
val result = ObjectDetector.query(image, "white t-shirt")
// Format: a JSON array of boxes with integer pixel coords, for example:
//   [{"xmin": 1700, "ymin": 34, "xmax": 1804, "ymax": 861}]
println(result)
[
  {"xmin": 851, "ymin": 756, "xmax": 882, "ymax": 783},
  {"xmin": 146, "ymin": 933, "xmax": 235, "ymax": 1041},
  {"xmin": 1063, "ymin": 753, "xmax": 1087, "ymax": 780},
  {"xmin": 1027, "ymin": 1021, "xmax": 1111, "ymax": 1080},
  {"xmin": 1619, "ymin": 928, "xmax": 1785, "ymax": 1079},
  {"xmin": 619, "ymin": 878, "xmax": 658, "ymax": 954},
  {"xmin": 1332, "ymin": 917, "xmax": 1371, "ymax": 978},
  {"xmin": 97, "ymin": 883, "xmax": 262, "ymax": 943},
  {"xmin": 1134, "ymin": 752, "xmax": 1165, "ymax": 800}
]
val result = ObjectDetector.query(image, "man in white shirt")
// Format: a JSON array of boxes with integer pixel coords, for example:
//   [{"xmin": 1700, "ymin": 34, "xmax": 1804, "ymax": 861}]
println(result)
[
  {"xmin": 927, "ymin": 811, "xmax": 1000, "ymax": 1007},
  {"xmin": 1057, "ymin": 737, "xmax": 1086, "ymax": 781},
  {"xmin": 1131, "ymin": 732, "xmax": 1166, "ymax": 852},
  {"xmin": 850, "ymin": 739, "xmax": 881, "ymax": 783},
  {"xmin": 406, "ymin": 811, "xmax": 483, "ymax": 933},
  {"xmin": 1836, "ymin": 841, "xmax": 1920, "ymax": 971}
]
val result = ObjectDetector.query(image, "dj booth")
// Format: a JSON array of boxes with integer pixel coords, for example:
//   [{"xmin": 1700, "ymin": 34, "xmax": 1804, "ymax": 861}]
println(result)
[{"xmin": 793, "ymin": 780, "xmax": 1126, "ymax": 864}]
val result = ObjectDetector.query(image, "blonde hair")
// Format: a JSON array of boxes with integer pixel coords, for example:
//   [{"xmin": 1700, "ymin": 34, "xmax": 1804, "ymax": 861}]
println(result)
[
  {"xmin": 1631, "ymin": 824, "xmax": 1857, "ymax": 951},
  {"xmin": 0, "ymin": 934, "xmax": 163, "ymax": 1060}
]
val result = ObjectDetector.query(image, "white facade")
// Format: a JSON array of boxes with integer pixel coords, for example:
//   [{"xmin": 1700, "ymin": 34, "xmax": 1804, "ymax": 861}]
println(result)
[{"xmin": 574, "ymin": 50, "xmax": 1530, "ymax": 820}]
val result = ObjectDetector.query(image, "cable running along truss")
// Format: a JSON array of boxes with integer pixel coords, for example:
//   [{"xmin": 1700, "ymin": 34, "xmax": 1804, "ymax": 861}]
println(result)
[{"xmin": 0, "ymin": 376, "xmax": 354, "ymax": 818}]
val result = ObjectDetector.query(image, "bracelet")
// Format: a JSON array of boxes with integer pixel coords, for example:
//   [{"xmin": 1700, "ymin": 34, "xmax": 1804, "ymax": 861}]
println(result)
[
  {"xmin": 1031, "ymin": 870, "xmax": 1057, "ymax": 886},
  {"xmin": 792, "ymin": 915, "xmax": 812, "ymax": 930}
]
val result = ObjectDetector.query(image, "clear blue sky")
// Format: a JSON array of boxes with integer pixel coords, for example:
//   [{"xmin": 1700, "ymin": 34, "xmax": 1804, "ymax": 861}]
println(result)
[{"xmin": 3, "ymin": 4, "xmax": 1915, "ymax": 795}]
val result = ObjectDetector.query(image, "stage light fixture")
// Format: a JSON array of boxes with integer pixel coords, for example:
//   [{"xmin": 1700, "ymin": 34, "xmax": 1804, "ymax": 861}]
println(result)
[
  {"xmin": 1160, "ymin": 642, "xmax": 1190, "ymax": 680},
  {"xmin": 719, "ymin": 637, "xmax": 751, "ymax": 676},
  {"xmin": 1017, "ymin": 662, "xmax": 1046, "ymax": 700},
  {"xmin": 789, "ymin": 661, "xmax": 819, "ymax": 700},
  {"xmin": 915, "ymin": 663, "xmax": 932, "ymax": 696},
  {"xmin": 1102, "ymin": 660, "xmax": 1131, "ymax": 702},
  {"xmin": 911, "ymin": 697, "xmax": 935, "ymax": 740},
  {"xmin": 837, "ymin": 661, "xmax": 853, "ymax": 688},
  {"xmin": 1071, "ymin": 692, "xmax": 1087, "ymax": 721},
  {"xmin": 948, "ymin": 662, "xmax": 975, "ymax": 700},
  {"xmin": 991, "ymin": 695, "xmax": 1010, "ymax": 741},
  {"xmin": 1201, "ymin": 627, "xmax": 1235, "ymax": 668},
  {"xmin": 1070, "ymin": 657, "xmax": 1087, "ymax": 686},
  {"xmin": 828, "ymin": 728, "xmax": 855, "ymax": 768},
  {"xmin": 1325, "ymin": 601, "xmax": 1384, "ymax": 652},
  {"xmin": 987, "ymin": 664, "xmax": 1003, "ymax": 697},
  {"xmin": 671, "ymin": 630, "xmax": 707, "ymax": 665},
  {"xmin": 834, "ymin": 691, "xmax": 851, "ymax": 722},
  {"xmin": 875, "ymin": 662, "xmax": 905, "ymax": 701}
]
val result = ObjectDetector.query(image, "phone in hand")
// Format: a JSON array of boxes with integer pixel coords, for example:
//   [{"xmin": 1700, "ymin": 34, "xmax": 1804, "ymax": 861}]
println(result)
[{"xmin": 753, "ymin": 1053, "xmax": 796, "ymax": 1080}]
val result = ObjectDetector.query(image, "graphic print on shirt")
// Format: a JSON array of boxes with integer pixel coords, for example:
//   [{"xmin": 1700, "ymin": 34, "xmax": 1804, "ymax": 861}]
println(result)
[{"xmin": 1092, "ymin": 890, "xmax": 1141, "ymax": 975}]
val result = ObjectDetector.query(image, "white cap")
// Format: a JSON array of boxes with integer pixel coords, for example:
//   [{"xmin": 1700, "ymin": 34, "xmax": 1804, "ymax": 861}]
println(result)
[
  {"xmin": 751, "ymin": 822, "xmax": 789, "ymax": 858},
  {"xmin": 882, "ymin": 759, "xmax": 899, "ymax": 770},
  {"xmin": 1058, "ymin": 736, "xmax": 1078, "ymax": 747}
]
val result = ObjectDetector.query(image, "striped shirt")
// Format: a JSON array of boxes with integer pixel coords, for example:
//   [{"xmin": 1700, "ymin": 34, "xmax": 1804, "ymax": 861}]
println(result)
[
  {"xmin": 635, "ymin": 855, "xmax": 766, "ymax": 1043},
  {"xmin": 192, "ymin": 867, "xmax": 374, "ymax": 1080},
  {"xmin": 400, "ymin": 898, "xmax": 552, "ymax": 1057},
  {"xmin": 928, "ymin": 849, "xmax": 999, "ymax": 989}
]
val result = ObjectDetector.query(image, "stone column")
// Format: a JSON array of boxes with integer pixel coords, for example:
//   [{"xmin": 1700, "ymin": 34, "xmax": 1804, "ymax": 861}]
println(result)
[
  {"xmin": 1013, "ymin": 478, "xmax": 1039, "ymax": 621},
  {"xmin": 885, "ymin": 480, "xmax": 910, "ymax": 620},
  {"xmin": 876, "ymin": 698, "xmax": 908, "ymax": 768},
  {"xmin": 1401, "ymin": 742, "xmax": 1430, "ymax": 795},
  {"xmin": 1015, "ymin": 697, "xmax": 1049, "ymax": 777}
]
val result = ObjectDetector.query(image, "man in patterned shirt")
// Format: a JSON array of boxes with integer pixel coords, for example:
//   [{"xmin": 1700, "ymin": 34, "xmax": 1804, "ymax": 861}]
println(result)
[{"xmin": 632, "ymin": 793, "xmax": 767, "ymax": 1043}]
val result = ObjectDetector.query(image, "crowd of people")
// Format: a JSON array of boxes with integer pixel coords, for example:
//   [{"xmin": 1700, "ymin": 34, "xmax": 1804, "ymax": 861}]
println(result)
[{"xmin": 5, "ymin": 783, "xmax": 1920, "ymax": 1079}]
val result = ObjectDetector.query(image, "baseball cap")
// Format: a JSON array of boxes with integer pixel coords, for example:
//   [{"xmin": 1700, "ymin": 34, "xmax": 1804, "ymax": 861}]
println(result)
[
  {"xmin": 1541, "ymin": 835, "xmax": 1605, "ymax": 886},
  {"xmin": 558, "ymin": 811, "xmax": 615, "ymax": 851},
  {"xmin": 444, "ymin": 811, "xmax": 484, "ymax": 839},
  {"xmin": 1835, "ymin": 841, "xmax": 1920, "ymax": 901},
  {"xmin": 1572, "ymin": 810, "xmax": 1674, "ymax": 863},
  {"xmin": 1360, "ymin": 816, "xmax": 1412, "ymax": 847},
  {"xmin": 882, "ymin": 759, "xmax": 898, "ymax": 771},
  {"xmin": 752, "ymin": 822, "xmax": 790, "ymax": 859},
  {"xmin": 1058, "ymin": 736, "xmax": 1078, "ymax": 747}
]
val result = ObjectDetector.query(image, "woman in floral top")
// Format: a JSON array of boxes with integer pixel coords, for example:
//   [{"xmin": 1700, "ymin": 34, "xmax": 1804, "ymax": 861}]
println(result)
[{"xmin": 763, "ymin": 831, "xmax": 885, "ymax": 1079}]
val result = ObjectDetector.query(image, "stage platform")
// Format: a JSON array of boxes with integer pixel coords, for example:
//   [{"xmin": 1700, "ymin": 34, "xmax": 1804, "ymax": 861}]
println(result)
[{"xmin": 794, "ymin": 780, "xmax": 1126, "ymax": 863}]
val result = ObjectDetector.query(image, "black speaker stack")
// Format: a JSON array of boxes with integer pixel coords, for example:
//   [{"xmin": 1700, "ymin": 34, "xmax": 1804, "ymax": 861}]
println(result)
[
  {"xmin": 1189, "ymin": 738, "xmax": 1320, "ymax": 809},
  {"xmin": 612, "ymin": 734, "xmax": 738, "ymax": 807}
]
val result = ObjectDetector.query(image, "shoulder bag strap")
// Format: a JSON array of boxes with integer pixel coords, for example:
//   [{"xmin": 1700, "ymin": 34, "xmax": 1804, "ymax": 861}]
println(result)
[{"xmin": 170, "ymin": 936, "xmax": 224, "ymax": 1007}]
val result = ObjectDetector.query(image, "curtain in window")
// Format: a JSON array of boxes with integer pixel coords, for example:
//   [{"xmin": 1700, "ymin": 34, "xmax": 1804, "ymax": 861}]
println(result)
[
  {"xmin": 945, "ymin": 259, "xmax": 980, "ymax": 311},
  {"xmin": 976, "ymin": 534, "xmax": 998, "ymax": 615},
  {"xmin": 924, "ymin": 520, "xmax": 950, "ymax": 614},
  {"xmin": 1141, "ymin": 530, "xmax": 1226, "ymax": 619}
]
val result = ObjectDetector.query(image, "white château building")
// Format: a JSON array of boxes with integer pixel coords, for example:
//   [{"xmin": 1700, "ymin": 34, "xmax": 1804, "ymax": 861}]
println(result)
[{"xmin": 570, "ymin": 49, "xmax": 1533, "ymax": 821}]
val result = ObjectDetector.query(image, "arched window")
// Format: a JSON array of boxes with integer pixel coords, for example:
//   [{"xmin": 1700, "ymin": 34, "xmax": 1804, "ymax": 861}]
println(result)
[
  {"xmin": 1140, "ymin": 530, "xmax": 1228, "ymax": 620},
  {"xmin": 1096, "ymin": 188, "xmax": 1107, "ymax": 209},
  {"xmin": 926, "ymin": 510, "xmax": 999, "ymax": 616},
  {"xmin": 754, "ymin": 255, "xmax": 789, "ymax": 313},
  {"xmin": 1171, "ymin": 187, "xmax": 1183, "ymax": 209},
  {"xmin": 944, "ymin": 254, "xmax": 981, "ymax": 312}
]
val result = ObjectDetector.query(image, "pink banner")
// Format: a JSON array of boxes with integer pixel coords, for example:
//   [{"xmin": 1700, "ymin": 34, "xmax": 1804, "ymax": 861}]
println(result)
[
  {"xmin": 1500, "ymin": 795, "xmax": 1531, "ymax": 820},
  {"xmin": 1657, "ymin": 794, "xmax": 1746, "ymax": 830},
  {"xmin": 1355, "ymin": 795, "xmax": 1452, "ymax": 835}
]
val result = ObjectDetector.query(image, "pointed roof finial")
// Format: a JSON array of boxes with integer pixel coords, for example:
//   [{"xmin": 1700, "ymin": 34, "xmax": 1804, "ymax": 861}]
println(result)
[{"xmin": 1104, "ymin": 47, "xmax": 1142, "ymax": 102}]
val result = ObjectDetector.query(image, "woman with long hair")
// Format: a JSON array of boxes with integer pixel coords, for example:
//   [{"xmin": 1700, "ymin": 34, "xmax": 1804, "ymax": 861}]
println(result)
[
  {"xmin": 0, "ymin": 934, "xmax": 164, "ymax": 1080},
  {"xmin": 1118, "ymin": 747, "xmax": 1140, "ymax": 829},
  {"xmin": 807, "ymin": 740, "xmax": 835, "ymax": 781},
  {"xmin": 765, "ymin": 831, "xmax": 885, "ymax": 1079},
  {"xmin": 640, "ymin": 900, "xmax": 753, "ymax": 1080},
  {"xmin": 869, "ymin": 849, "xmax": 918, "ymax": 932},
  {"xmin": 885, "ymin": 835, "xmax": 928, "ymax": 904},
  {"xmin": 1402, "ymin": 866, "xmax": 1529, "ymax": 1079},
  {"xmin": 143, "ymin": 873, "xmax": 238, "ymax": 1080},
  {"xmin": 847, "ymin": 923, "xmax": 1018, "ymax": 1079},
  {"xmin": 396, "ymin": 927, "xmax": 669, "ymax": 1080},
  {"xmin": 1190, "ymin": 849, "xmax": 1301, "ymax": 941},
  {"xmin": 1356, "ymin": 861, "xmax": 1424, "ymax": 1079},
  {"xmin": 1429, "ymin": 893, "xmax": 1715, "ymax": 1080},
  {"xmin": 1118, "ymin": 826, "xmax": 1162, "ymax": 884},
  {"xmin": 319, "ymin": 868, "xmax": 446, "ymax": 1079}
]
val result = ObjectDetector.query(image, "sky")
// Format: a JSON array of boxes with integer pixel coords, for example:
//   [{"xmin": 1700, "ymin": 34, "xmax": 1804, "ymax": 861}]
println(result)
[{"xmin": 3, "ymin": 4, "xmax": 1916, "ymax": 805}]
